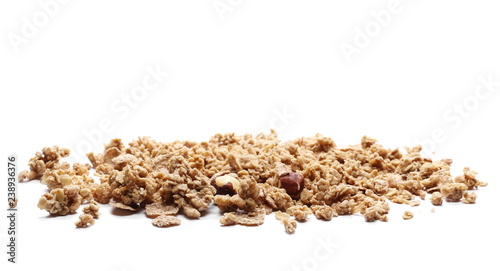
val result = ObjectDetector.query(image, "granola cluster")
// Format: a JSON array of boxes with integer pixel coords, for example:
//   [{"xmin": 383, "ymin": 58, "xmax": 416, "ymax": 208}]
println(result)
[{"xmin": 20, "ymin": 131, "xmax": 487, "ymax": 233}]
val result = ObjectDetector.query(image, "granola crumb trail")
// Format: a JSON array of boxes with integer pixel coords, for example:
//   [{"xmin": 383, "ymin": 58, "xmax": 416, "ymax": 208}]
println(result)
[{"xmin": 22, "ymin": 131, "xmax": 488, "ymax": 233}]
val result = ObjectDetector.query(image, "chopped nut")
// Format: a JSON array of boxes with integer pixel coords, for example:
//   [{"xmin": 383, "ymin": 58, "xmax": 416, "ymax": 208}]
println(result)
[
  {"xmin": 145, "ymin": 202, "xmax": 180, "ymax": 218},
  {"xmin": 211, "ymin": 175, "xmax": 241, "ymax": 196},
  {"xmin": 409, "ymin": 200, "xmax": 420, "ymax": 207}
]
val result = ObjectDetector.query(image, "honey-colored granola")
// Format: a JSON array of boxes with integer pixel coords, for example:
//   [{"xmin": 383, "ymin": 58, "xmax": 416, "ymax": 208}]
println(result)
[{"xmin": 22, "ymin": 131, "xmax": 487, "ymax": 233}]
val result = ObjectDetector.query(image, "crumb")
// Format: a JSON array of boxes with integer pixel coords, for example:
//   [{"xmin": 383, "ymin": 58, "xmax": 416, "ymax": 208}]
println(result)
[
  {"xmin": 402, "ymin": 211, "xmax": 414, "ymax": 220},
  {"xmin": 152, "ymin": 215, "xmax": 181, "ymax": 227},
  {"xmin": 463, "ymin": 192, "xmax": 477, "ymax": 204},
  {"xmin": 75, "ymin": 214, "xmax": 95, "ymax": 228},
  {"xmin": 409, "ymin": 200, "xmax": 420, "ymax": 207},
  {"xmin": 220, "ymin": 209, "xmax": 266, "ymax": 226},
  {"xmin": 83, "ymin": 200, "xmax": 101, "ymax": 218},
  {"xmin": 275, "ymin": 211, "xmax": 297, "ymax": 234},
  {"xmin": 430, "ymin": 192, "xmax": 443, "ymax": 206}
]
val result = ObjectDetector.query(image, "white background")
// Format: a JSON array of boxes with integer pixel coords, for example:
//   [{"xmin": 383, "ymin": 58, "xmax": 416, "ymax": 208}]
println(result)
[{"xmin": 1, "ymin": 1, "xmax": 500, "ymax": 271}]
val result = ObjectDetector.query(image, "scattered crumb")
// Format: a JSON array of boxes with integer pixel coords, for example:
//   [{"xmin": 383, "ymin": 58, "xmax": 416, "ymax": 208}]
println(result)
[
  {"xmin": 275, "ymin": 211, "xmax": 297, "ymax": 234},
  {"xmin": 463, "ymin": 192, "xmax": 477, "ymax": 204},
  {"xmin": 409, "ymin": 200, "xmax": 420, "ymax": 207},
  {"xmin": 152, "ymin": 215, "xmax": 181, "ymax": 227},
  {"xmin": 403, "ymin": 211, "xmax": 414, "ymax": 220},
  {"xmin": 430, "ymin": 192, "xmax": 443, "ymax": 206},
  {"xmin": 75, "ymin": 214, "xmax": 95, "ymax": 228}
]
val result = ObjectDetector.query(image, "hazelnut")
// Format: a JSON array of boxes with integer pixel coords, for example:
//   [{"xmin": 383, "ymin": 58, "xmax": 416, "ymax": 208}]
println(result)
[
  {"xmin": 279, "ymin": 172, "xmax": 304, "ymax": 196},
  {"xmin": 211, "ymin": 175, "xmax": 241, "ymax": 196}
]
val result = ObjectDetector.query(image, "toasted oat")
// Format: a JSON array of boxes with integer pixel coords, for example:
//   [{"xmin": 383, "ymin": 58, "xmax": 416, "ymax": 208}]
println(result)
[
  {"xmin": 110, "ymin": 202, "xmax": 138, "ymax": 211},
  {"xmin": 145, "ymin": 202, "xmax": 180, "ymax": 218},
  {"xmin": 152, "ymin": 215, "xmax": 181, "ymax": 227},
  {"xmin": 220, "ymin": 209, "xmax": 266, "ymax": 226},
  {"xmin": 403, "ymin": 211, "xmax": 414, "ymax": 220},
  {"xmin": 409, "ymin": 200, "xmax": 420, "ymax": 207}
]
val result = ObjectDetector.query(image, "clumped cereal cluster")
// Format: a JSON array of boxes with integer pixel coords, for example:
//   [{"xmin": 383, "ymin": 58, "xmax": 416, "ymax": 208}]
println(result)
[{"xmin": 20, "ymin": 131, "xmax": 487, "ymax": 233}]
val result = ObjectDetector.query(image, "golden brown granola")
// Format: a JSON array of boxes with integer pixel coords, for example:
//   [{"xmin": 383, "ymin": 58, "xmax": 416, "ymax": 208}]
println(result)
[
  {"xmin": 37, "ymin": 185, "xmax": 82, "ymax": 215},
  {"xmin": 22, "ymin": 131, "xmax": 487, "ymax": 233},
  {"xmin": 82, "ymin": 200, "xmax": 101, "ymax": 219}
]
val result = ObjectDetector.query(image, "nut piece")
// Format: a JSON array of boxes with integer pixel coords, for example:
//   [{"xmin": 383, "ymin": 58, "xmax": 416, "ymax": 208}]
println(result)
[
  {"xmin": 211, "ymin": 175, "xmax": 241, "ymax": 196},
  {"xmin": 402, "ymin": 211, "xmax": 414, "ymax": 220},
  {"xmin": 278, "ymin": 172, "xmax": 304, "ymax": 196}
]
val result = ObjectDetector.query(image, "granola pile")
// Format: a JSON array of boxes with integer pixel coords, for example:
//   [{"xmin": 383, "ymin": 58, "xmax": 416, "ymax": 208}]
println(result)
[{"xmin": 19, "ymin": 131, "xmax": 487, "ymax": 233}]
